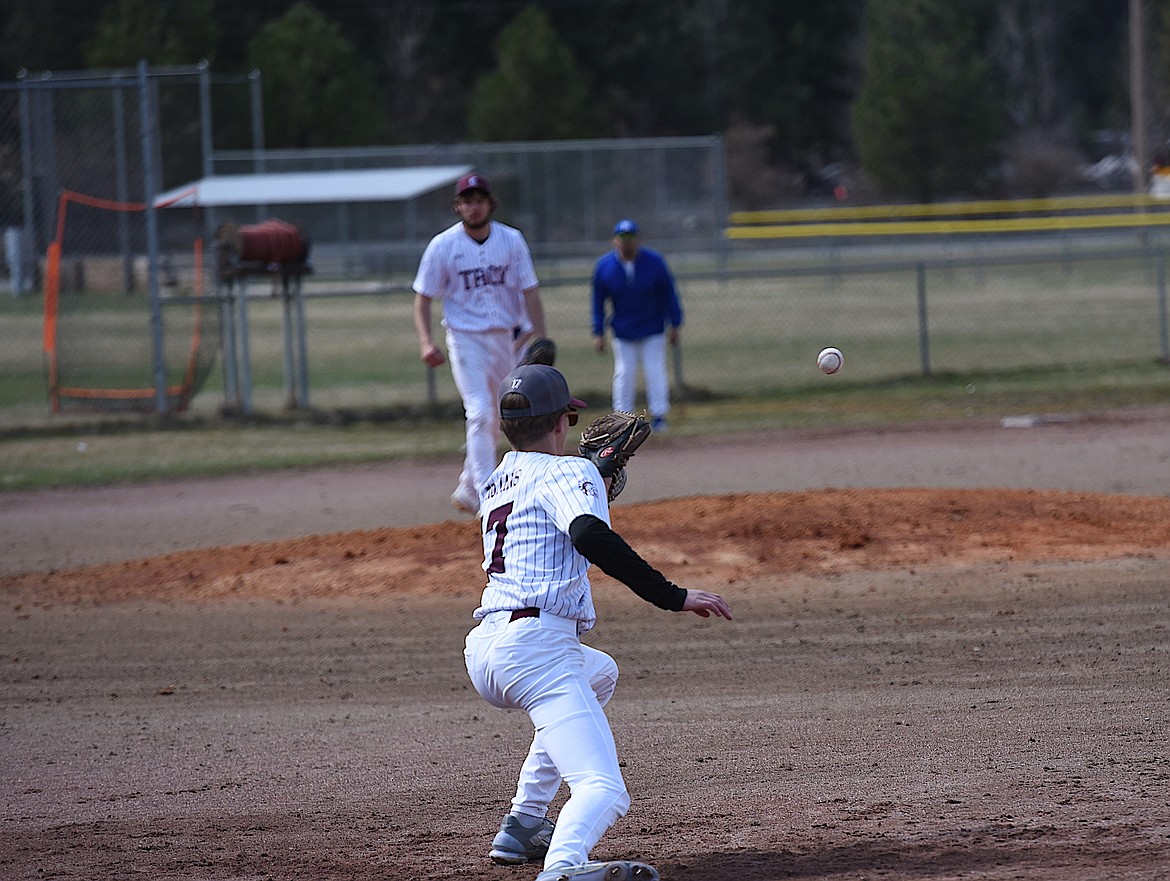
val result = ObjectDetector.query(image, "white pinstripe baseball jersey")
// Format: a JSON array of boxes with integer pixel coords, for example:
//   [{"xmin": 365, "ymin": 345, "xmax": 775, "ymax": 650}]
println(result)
[
  {"xmin": 413, "ymin": 220, "xmax": 539, "ymax": 333},
  {"xmin": 474, "ymin": 450, "xmax": 610, "ymax": 634}
]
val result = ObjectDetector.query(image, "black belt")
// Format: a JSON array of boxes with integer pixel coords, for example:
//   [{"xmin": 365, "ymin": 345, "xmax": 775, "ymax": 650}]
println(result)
[{"xmin": 509, "ymin": 607, "xmax": 541, "ymax": 622}]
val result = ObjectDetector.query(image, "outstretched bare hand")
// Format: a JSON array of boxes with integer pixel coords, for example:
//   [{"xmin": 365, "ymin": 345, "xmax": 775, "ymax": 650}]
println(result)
[{"xmin": 682, "ymin": 589, "xmax": 733, "ymax": 620}]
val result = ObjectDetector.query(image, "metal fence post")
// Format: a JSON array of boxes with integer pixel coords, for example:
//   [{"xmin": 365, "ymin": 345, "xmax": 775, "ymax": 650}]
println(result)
[
  {"xmin": 249, "ymin": 69, "xmax": 266, "ymax": 173},
  {"xmin": 236, "ymin": 280, "xmax": 255, "ymax": 414},
  {"xmin": 219, "ymin": 284, "xmax": 240, "ymax": 410},
  {"xmin": 281, "ymin": 280, "xmax": 296, "ymax": 409},
  {"xmin": 137, "ymin": 60, "xmax": 167, "ymax": 413},
  {"xmin": 16, "ymin": 78, "xmax": 35, "ymax": 295},
  {"xmin": 279, "ymin": 274, "xmax": 311, "ymax": 409},
  {"xmin": 294, "ymin": 276, "xmax": 310, "ymax": 407},
  {"xmin": 31, "ymin": 87, "xmax": 58, "ymax": 258},
  {"xmin": 917, "ymin": 261, "xmax": 931, "ymax": 376},
  {"xmin": 712, "ymin": 135, "xmax": 730, "ymax": 284},
  {"xmin": 112, "ymin": 85, "xmax": 133, "ymax": 292},
  {"xmin": 248, "ymin": 68, "xmax": 267, "ymax": 220},
  {"xmin": 197, "ymin": 61, "xmax": 219, "ymax": 244},
  {"xmin": 1158, "ymin": 247, "xmax": 1169, "ymax": 362}
]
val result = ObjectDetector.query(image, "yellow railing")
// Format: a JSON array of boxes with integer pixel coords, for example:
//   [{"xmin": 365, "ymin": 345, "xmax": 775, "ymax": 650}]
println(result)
[{"xmin": 726, "ymin": 194, "xmax": 1170, "ymax": 239}]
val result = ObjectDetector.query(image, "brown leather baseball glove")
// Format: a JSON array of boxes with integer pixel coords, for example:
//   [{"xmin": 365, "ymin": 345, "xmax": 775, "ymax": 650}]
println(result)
[{"xmin": 577, "ymin": 410, "xmax": 652, "ymax": 500}]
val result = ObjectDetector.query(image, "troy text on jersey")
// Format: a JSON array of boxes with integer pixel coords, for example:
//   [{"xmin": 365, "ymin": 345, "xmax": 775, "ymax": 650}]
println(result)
[{"xmin": 459, "ymin": 264, "xmax": 510, "ymax": 290}]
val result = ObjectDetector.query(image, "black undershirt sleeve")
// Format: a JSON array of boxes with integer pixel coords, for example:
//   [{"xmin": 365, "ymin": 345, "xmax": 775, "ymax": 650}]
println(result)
[{"xmin": 569, "ymin": 514, "xmax": 687, "ymax": 611}]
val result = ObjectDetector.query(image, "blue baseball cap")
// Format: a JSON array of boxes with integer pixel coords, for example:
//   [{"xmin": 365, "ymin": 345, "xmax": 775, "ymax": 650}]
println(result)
[
  {"xmin": 499, "ymin": 365, "xmax": 587, "ymax": 418},
  {"xmin": 613, "ymin": 219, "xmax": 639, "ymax": 236}
]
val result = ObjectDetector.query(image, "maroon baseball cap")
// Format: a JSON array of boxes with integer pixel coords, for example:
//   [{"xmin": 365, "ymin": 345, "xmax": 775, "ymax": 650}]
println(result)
[{"xmin": 455, "ymin": 172, "xmax": 492, "ymax": 197}]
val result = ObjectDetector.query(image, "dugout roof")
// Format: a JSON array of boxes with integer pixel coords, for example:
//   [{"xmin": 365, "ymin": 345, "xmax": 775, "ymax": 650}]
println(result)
[{"xmin": 153, "ymin": 165, "xmax": 472, "ymax": 208}]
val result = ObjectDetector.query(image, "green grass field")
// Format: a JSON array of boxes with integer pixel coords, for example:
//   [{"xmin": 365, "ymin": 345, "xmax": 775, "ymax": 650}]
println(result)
[
  {"xmin": 1, "ymin": 360, "xmax": 1167, "ymax": 491},
  {"xmin": 2, "ymin": 245, "xmax": 1169, "ymax": 490}
]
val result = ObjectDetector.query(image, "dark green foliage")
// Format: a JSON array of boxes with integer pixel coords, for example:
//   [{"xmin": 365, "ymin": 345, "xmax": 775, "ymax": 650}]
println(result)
[
  {"xmin": 467, "ymin": 4, "xmax": 600, "ymax": 141},
  {"xmin": 245, "ymin": 1, "xmax": 392, "ymax": 148},
  {"xmin": 0, "ymin": 0, "xmax": 104, "ymax": 75},
  {"xmin": 82, "ymin": 0, "xmax": 219, "ymax": 68},
  {"xmin": 852, "ymin": 0, "xmax": 1003, "ymax": 201},
  {"xmin": 0, "ymin": 0, "xmax": 1150, "ymax": 201}
]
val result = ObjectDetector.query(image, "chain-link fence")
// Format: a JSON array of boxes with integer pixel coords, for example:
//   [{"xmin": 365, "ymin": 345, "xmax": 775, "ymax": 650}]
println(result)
[
  {"xmin": 0, "ymin": 64, "xmax": 730, "ymax": 424},
  {"xmin": 0, "ymin": 63, "xmax": 257, "ymax": 418},
  {"xmin": 3, "ymin": 229, "xmax": 1170, "ymax": 428},
  {"xmin": 1, "ymin": 64, "xmax": 259, "ymax": 274},
  {"xmin": 187, "ymin": 137, "xmax": 730, "ymax": 281},
  {"xmin": 197, "ymin": 236, "xmax": 1170, "ymax": 413}
]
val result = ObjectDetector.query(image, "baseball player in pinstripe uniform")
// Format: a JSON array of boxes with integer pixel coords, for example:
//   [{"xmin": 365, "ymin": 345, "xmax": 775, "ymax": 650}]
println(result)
[
  {"xmin": 413, "ymin": 172, "xmax": 548, "ymax": 516},
  {"xmin": 464, "ymin": 364, "xmax": 733, "ymax": 881}
]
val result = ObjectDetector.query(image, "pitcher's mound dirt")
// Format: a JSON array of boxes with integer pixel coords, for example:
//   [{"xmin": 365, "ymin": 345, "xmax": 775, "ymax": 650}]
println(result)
[{"xmin": 5, "ymin": 488, "xmax": 1169, "ymax": 603}]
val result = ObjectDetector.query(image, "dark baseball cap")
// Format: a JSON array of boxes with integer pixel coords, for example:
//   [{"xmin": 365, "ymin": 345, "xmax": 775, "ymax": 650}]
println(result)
[
  {"xmin": 613, "ymin": 218, "xmax": 638, "ymax": 236},
  {"xmin": 456, "ymin": 172, "xmax": 492, "ymax": 197},
  {"xmin": 500, "ymin": 365, "xmax": 587, "ymax": 418}
]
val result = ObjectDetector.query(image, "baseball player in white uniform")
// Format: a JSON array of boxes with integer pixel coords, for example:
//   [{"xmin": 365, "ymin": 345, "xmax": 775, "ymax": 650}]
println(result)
[
  {"xmin": 463, "ymin": 364, "xmax": 733, "ymax": 881},
  {"xmin": 413, "ymin": 172, "xmax": 548, "ymax": 516}
]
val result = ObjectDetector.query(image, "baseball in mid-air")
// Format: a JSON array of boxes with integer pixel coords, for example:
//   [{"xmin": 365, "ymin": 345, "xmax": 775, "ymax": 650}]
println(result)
[{"xmin": 817, "ymin": 346, "xmax": 844, "ymax": 375}]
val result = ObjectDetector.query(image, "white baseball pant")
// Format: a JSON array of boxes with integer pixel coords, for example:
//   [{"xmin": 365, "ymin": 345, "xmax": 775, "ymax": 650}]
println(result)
[
  {"xmin": 611, "ymin": 333, "xmax": 670, "ymax": 419},
  {"xmin": 464, "ymin": 610, "xmax": 629, "ymax": 873},
  {"xmin": 446, "ymin": 327, "xmax": 519, "ymax": 497}
]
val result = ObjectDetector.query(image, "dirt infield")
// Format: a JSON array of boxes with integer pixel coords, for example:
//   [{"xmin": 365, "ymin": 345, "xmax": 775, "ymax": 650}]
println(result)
[{"xmin": 3, "ymin": 413, "xmax": 1170, "ymax": 880}]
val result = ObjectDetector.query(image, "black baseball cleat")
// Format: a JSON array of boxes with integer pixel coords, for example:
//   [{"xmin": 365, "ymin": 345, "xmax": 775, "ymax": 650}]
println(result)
[{"xmin": 489, "ymin": 813, "xmax": 554, "ymax": 865}]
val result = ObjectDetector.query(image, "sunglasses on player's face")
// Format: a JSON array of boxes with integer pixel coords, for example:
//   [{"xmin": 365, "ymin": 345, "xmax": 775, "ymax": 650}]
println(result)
[{"xmin": 565, "ymin": 407, "xmax": 579, "ymax": 426}]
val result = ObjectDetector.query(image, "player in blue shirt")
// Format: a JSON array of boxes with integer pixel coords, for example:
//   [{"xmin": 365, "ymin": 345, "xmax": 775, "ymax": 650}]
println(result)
[{"xmin": 590, "ymin": 220, "xmax": 683, "ymax": 432}]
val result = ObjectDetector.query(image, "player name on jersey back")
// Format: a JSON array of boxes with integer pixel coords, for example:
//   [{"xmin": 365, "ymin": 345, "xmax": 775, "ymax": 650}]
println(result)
[{"xmin": 483, "ymin": 467, "xmax": 522, "ymax": 505}]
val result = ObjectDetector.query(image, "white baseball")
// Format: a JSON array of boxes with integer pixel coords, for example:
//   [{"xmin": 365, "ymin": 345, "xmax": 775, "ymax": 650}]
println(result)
[{"xmin": 817, "ymin": 346, "xmax": 843, "ymax": 374}]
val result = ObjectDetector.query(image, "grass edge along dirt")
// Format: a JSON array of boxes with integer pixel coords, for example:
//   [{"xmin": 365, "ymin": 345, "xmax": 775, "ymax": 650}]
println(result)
[{"xmin": 1, "ymin": 360, "xmax": 1167, "ymax": 492}]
